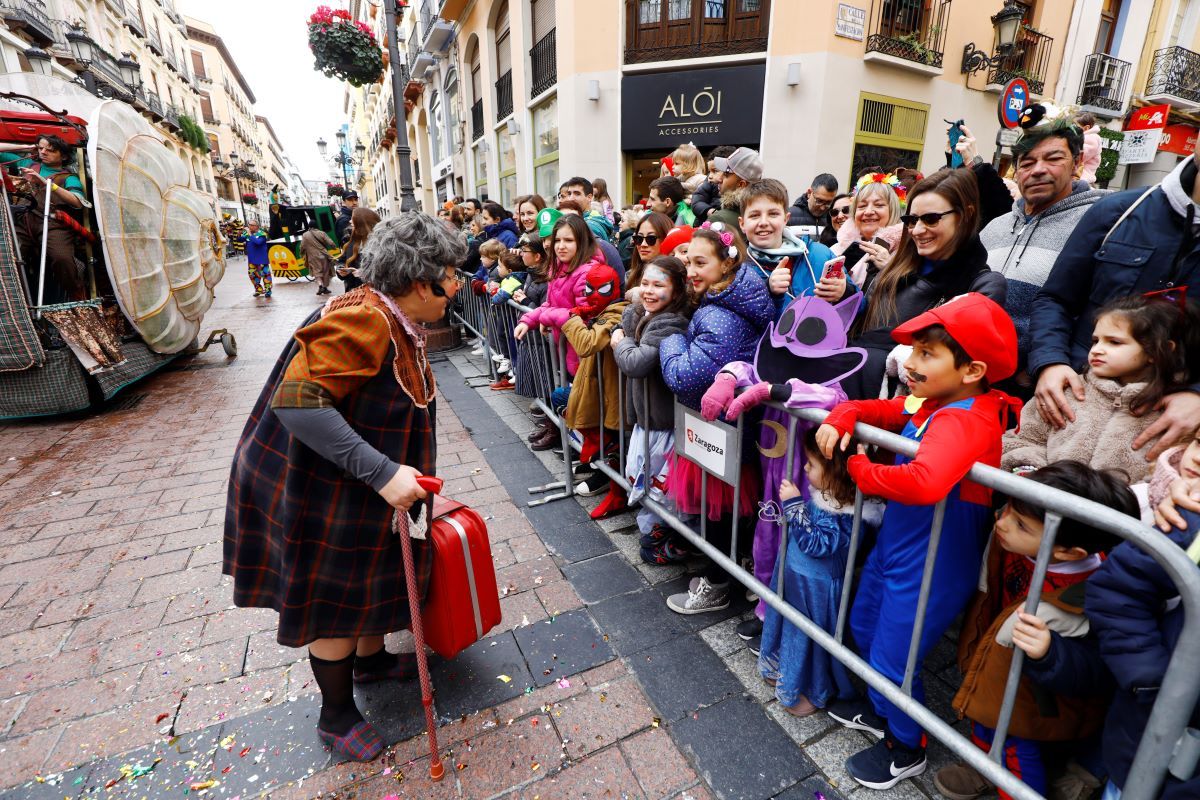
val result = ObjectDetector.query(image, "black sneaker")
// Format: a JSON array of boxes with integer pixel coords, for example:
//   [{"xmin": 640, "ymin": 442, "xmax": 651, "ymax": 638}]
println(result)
[
  {"xmin": 736, "ymin": 617, "xmax": 763, "ymax": 640},
  {"xmin": 827, "ymin": 697, "xmax": 886, "ymax": 739},
  {"xmin": 573, "ymin": 461, "xmax": 597, "ymax": 481},
  {"xmin": 747, "ymin": 635, "xmax": 761, "ymax": 657},
  {"xmin": 846, "ymin": 737, "xmax": 927, "ymax": 790},
  {"xmin": 638, "ymin": 523, "xmax": 671, "ymax": 549},
  {"xmin": 575, "ymin": 471, "xmax": 609, "ymax": 496},
  {"xmin": 639, "ymin": 539, "xmax": 691, "ymax": 565}
]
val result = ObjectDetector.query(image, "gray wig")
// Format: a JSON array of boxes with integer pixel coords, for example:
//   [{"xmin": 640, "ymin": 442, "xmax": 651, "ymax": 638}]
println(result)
[{"xmin": 357, "ymin": 213, "xmax": 468, "ymax": 295}]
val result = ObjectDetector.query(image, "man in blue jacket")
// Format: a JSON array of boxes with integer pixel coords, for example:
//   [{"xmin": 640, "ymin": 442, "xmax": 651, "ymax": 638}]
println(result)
[
  {"xmin": 241, "ymin": 220, "xmax": 271, "ymax": 298},
  {"xmin": 1029, "ymin": 154, "xmax": 1200, "ymax": 460}
]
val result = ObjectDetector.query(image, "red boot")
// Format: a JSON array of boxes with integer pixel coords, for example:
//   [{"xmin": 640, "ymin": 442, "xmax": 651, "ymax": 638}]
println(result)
[{"xmin": 590, "ymin": 482, "xmax": 628, "ymax": 520}]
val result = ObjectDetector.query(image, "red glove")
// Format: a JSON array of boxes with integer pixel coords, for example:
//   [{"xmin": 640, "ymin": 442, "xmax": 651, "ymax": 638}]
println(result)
[
  {"xmin": 470, "ymin": 279, "xmax": 487, "ymax": 295},
  {"xmin": 540, "ymin": 307, "xmax": 571, "ymax": 329},
  {"xmin": 700, "ymin": 372, "xmax": 737, "ymax": 421},
  {"xmin": 726, "ymin": 381, "xmax": 772, "ymax": 420}
]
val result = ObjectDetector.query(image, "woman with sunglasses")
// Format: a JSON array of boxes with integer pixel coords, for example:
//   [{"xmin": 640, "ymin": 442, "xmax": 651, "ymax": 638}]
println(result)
[
  {"xmin": 842, "ymin": 168, "xmax": 1005, "ymax": 400},
  {"xmin": 820, "ymin": 193, "xmax": 852, "ymax": 247},
  {"xmin": 626, "ymin": 211, "xmax": 673, "ymax": 299}
]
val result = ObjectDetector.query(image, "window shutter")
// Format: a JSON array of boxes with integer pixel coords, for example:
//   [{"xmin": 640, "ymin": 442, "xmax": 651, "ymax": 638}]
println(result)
[
  {"xmin": 531, "ymin": 0, "xmax": 555, "ymax": 42},
  {"xmin": 497, "ymin": 31, "xmax": 511, "ymax": 74},
  {"xmin": 199, "ymin": 91, "xmax": 214, "ymax": 120}
]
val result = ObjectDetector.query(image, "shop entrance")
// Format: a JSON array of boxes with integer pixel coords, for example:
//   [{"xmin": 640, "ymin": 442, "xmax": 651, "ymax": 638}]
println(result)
[{"xmin": 624, "ymin": 145, "xmax": 758, "ymax": 205}]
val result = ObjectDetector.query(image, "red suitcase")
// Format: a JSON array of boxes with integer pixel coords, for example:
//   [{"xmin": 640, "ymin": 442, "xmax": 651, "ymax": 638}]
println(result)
[{"xmin": 420, "ymin": 490, "xmax": 502, "ymax": 658}]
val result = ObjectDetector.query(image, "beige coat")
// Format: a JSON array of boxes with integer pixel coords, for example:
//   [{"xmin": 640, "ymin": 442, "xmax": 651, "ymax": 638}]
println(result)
[
  {"xmin": 301, "ymin": 228, "xmax": 337, "ymax": 284},
  {"xmin": 1001, "ymin": 370, "xmax": 1160, "ymax": 483}
]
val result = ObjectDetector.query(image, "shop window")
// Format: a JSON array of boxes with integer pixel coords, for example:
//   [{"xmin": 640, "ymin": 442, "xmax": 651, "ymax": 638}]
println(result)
[
  {"xmin": 532, "ymin": 96, "xmax": 559, "ymax": 200},
  {"xmin": 497, "ymin": 131, "xmax": 517, "ymax": 207},
  {"xmin": 473, "ymin": 143, "xmax": 488, "ymax": 201},
  {"xmin": 851, "ymin": 91, "xmax": 928, "ymax": 184}
]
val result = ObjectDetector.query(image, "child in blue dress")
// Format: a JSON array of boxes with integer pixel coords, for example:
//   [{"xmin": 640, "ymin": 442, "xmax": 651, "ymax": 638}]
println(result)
[{"xmin": 759, "ymin": 428, "xmax": 879, "ymax": 715}]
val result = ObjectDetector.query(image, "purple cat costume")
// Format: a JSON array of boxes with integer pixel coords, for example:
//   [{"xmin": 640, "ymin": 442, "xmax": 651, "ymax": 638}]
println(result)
[{"xmin": 702, "ymin": 294, "xmax": 867, "ymax": 618}]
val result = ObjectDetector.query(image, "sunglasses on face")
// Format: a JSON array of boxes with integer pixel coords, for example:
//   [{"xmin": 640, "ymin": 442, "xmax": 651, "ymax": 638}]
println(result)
[
  {"xmin": 632, "ymin": 233, "xmax": 659, "ymax": 246},
  {"xmin": 900, "ymin": 210, "xmax": 957, "ymax": 228},
  {"xmin": 832, "ymin": 206, "xmax": 851, "ymax": 217}
]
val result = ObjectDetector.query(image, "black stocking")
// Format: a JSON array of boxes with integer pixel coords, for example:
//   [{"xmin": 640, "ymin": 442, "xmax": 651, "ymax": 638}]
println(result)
[{"xmin": 308, "ymin": 651, "xmax": 363, "ymax": 734}]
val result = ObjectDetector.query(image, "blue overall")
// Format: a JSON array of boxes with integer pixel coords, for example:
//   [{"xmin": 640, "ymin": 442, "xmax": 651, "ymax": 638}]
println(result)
[{"xmin": 849, "ymin": 397, "xmax": 992, "ymax": 748}]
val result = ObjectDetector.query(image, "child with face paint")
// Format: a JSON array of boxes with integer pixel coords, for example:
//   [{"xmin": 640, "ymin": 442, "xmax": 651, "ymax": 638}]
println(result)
[{"xmin": 611, "ymin": 256, "xmax": 693, "ymax": 557}]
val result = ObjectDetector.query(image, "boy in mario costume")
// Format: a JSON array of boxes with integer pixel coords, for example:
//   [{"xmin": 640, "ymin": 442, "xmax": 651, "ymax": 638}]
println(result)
[{"xmin": 815, "ymin": 293, "xmax": 1022, "ymax": 790}]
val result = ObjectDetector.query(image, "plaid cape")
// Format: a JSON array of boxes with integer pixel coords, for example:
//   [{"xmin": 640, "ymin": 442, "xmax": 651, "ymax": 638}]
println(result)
[{"xmin": 223, "ymin": 307, "xmax": 435, "ymax": 647}]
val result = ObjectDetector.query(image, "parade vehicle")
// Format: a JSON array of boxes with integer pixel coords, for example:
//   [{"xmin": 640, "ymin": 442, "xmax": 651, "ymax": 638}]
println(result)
[
  {"xmin": 265, "ymin": 203, "xmax": 342, "ymax": 281},
  {"xmin": 0, "ymin": 74, "xmax": 231, "ymax": 420}
]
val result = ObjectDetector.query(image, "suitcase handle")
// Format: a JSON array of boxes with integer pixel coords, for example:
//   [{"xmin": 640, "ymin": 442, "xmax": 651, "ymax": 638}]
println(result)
[{"xmin": 416, "ymin": 475, "xmax": 444, "ymax": 495}]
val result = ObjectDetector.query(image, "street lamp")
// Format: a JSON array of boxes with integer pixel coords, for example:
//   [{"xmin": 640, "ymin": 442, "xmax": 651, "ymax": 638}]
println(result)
[
  {"xmin": 317, "ymin": 133, "xmax": 363, "ymax": 190},
  {"xmin": 214, "ymin": 151, "xmax": 259, "ymax": 223},
  {"xmin": 116, "ymin": 54, "xmax": 142, "ymax": 93},
  {"xmin": 961, "ymin": 0, "xmax": 1028, "ymax": 77},
  {"xmin": 24, "ymin": 47, "xmax": 53, "ymax": 78}
]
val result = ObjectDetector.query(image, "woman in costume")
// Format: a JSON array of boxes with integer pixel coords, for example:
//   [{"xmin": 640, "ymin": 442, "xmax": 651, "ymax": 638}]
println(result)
[{"xmin": 223, "ymin": 213, "xmax": 466, "ymax": 762}]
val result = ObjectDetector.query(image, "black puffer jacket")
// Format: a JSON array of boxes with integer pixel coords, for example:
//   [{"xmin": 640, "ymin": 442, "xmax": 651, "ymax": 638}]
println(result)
[
  {"xmin": 690, "ymin": 179, "xmax": 722, "ymax": 222},
  {"xmin": 844, "ymin": 235, "xmax": 1006, "ymax": 399}
]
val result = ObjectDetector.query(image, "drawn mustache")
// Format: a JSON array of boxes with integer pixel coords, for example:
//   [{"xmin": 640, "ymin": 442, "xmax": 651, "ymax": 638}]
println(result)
[{"xmin": 907, "ymin": 370, "xmax": 928, "ymax": 383}]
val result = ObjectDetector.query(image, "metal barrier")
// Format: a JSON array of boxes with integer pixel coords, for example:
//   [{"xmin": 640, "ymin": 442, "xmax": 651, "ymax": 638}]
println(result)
[{"xmin": 447, "ymin": 279, "xmax": 1200, "ymax": 800}]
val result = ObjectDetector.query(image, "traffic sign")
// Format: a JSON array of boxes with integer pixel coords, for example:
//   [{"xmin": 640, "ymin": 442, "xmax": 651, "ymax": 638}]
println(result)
[{"xmin": 998, "ymin": 79, "xmax": 1030, "ymax": 129}]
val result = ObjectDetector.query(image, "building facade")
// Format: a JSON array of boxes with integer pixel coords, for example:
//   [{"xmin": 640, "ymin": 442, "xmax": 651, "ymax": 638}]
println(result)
[{"xmin": 353, "ymin": 0, "xmax": 1199, "ymax": 209}]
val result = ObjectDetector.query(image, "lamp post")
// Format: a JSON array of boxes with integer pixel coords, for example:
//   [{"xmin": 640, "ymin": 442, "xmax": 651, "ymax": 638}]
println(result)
[
  {"xmin": 961, "ymin": 0, "xmax": 1028, "ymax": 77},
  {"xmin": 384, "ymin": 0, "xmax": 416, "ymax": 212},
  {"xmin": 214, "ymin": 151, "xmax": 258, "ymax": 222},
  {"xmin": 317, "ymin": 134, "xmax": 365, "ymax": 192},
  {"xmin": 23, "ymin": 47, "xmax": 54, "ymax": 78}
]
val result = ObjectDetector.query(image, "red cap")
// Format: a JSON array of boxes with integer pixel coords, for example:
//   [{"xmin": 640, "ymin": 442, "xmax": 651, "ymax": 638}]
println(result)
[
  {"xmin": 891, "ymin": 293, "xmax": 1017, "ymax": 381},
  {"xmin": 660, "ymin": 225, "xmax": 694, "ymax": 256}
]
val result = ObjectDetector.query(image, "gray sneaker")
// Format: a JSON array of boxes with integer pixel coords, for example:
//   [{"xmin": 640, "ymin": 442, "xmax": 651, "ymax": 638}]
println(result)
[{"xmin": 667, "ymin": 577, "xmax": 730, "ymax": 615}]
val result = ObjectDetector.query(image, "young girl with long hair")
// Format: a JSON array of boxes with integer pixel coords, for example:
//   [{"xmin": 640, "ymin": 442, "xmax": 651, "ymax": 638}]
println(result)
[
  {"xmin": 670, "ymin": 143, "xmax": 707, "ymax": 194},
  {"xmin": 1003, "ymin": 294, "xmax": 1193, "ymax": 483},
  {"xmin": 660, "ymin": 226, "xmax": 774, "ymax": 613},
  {"xmin": 759, "ymin": 428, "xmax": 880, "ymax": 716},
  {"xmin": 611, "ymin": 256, "xmax": 693, "ymax": 554},
  {"xmin": 592, "ymin": 178, "xmax": 614, "ymax": 222}
]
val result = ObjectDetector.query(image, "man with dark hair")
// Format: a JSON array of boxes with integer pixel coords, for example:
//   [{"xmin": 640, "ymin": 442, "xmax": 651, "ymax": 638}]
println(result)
[
  {"xmin": 787, "ymin": 173, "xmax": 839, "ymax": 228},
  {"xmin": 561, "ymin": 177, "xmax": 593, "ymax": 202},
  {"xmin": 462, "ymin": 198, "xmax": 480, "ymax": 216},
  {"xmin": 335, "ymin": 191, "xmax": 358, "ymax": 243},
  {"xmin": 974, "ymin": 116, "xmax": 1105, "ymax": 399},
  {"xmin": 692, "ymin": 145, "xmax": 736, "ymax": 220},
  {"xmin": 649, "ymin": 176, "xmax": 694, "ymax": 225}
]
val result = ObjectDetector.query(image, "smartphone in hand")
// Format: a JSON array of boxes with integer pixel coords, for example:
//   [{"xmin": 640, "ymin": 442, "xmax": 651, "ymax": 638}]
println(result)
[{"xmin": 821, "ymin": 255, "xmax": 846, "ymax": 282}]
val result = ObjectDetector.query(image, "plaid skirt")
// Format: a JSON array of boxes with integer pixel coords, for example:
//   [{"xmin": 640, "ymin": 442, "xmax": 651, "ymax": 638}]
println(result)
[{"xmin": 223, "ymin": 318, "xmax": 435, "ymax": 648}]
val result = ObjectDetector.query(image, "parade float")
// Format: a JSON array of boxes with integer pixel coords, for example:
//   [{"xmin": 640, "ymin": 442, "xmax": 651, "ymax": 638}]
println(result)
[{"xmin": 0, "ymin": 74, "xmax": 232, "ymax": 419}]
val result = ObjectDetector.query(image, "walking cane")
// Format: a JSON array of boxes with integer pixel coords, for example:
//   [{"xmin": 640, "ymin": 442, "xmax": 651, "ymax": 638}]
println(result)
[
  {"xmin": 392, "ymin": 474, "xmax": 447, "ymax": 781},
  {"xmin": 34, "ymin": 174, "xmax": 52, "ymax": 319}
]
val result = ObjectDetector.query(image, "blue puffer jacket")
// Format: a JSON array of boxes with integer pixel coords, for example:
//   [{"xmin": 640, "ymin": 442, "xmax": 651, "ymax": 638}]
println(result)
[
  {"xmin": 1029, "ymin": 155, "xmax": 1200, "ymax": 378},
  {"xmin": 1085, "ymin": 513, "xmax": 1200, "ymax": 799},
  {"xmin": 660, "ymin": 263, "xmax": 773, "ymax": 410},
  {"xmin": 483, "ymin": 218, "xmax": 520, "ymax": 249}
]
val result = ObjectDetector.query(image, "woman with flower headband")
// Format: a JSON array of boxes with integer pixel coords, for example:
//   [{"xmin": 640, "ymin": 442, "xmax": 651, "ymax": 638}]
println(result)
[
  {"xmin": 843, "ymin": 168, "xmax": 1006, "ymax": 400},
  {"xmin": 833, "ymin": 173, "xmax": 905, "ymax": 287}
]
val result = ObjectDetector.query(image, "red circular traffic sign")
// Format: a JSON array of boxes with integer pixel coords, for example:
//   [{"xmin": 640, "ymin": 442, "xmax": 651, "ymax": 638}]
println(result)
[{"xmin": 998, "ymin": 78, "xmax": 1030, "ymax": 129}]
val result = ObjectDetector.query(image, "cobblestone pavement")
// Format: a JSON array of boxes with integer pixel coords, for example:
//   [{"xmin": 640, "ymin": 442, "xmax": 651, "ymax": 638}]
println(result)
[{"xmin": 0, "ymin": 263, "xmax": 959, "ymax": 800}]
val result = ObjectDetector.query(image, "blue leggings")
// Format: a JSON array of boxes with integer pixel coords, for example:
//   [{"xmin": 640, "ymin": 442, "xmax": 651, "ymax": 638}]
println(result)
[
  {"xmin": 849, "ymin": 542, "xmax": 979, "ymax": 748},
  {"xmin": 971, "ymin": 722, "xmax": 1046, "ymax": 800}
]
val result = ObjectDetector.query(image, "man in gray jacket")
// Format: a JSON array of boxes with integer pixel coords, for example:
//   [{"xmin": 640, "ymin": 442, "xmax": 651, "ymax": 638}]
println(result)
[{"xmin": 975, "ymin": 119, "xmax": 1106, "ymax": 396}]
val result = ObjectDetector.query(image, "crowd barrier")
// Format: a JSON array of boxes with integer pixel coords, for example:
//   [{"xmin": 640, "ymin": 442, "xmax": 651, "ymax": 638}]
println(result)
[{"xmin": 449, "ymin": 272, "xmax": 1200, "ymax": 800}]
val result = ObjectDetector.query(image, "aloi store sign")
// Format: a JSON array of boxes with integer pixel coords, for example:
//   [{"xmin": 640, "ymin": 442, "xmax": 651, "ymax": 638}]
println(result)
[{"xmin": 621, "ymin": 63, "xmax": 766, "ymax": 151}]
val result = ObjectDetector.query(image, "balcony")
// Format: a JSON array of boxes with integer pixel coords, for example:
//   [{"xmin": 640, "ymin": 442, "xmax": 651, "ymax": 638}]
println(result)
[
  {"xmin": 986, "ymin": 25, "xmax": 1054, "ymax": 95},
  {"xmin": 48, "ymin": 22, "xmax": 135, "ymax": 100},
  {"xmin": 145, "ymin": 90, "xmax": 164, "ymax": 119},
  {"xmin": 164, "ymin": 105, "xmax": 181, "ymax": 131},
  {"xmin": 103, "ymin": 0, "xmax": 125, "ymax": 16},
  {"xmin": 1144, "ymin": 46, "xmax": 1200, "ymax": 111},
  {"xmin": 495, "ymin": 70, "xmax": 512, "ymax": 121},
  {"xmin": 1077, "ymin": 52, "xmax": 1131, "ymax": 118},
  {"xmin": 164, "ymin": 52, "xmax": 179, "ymax": 72},
  {"xmin": 122, "ymin": 12, "xmax": 145, "ymax": 38},
  {"xmin": 202, "ymin": 113, "xmax": 218, "ymax": 126},
  {"xmin": 471, "ymin": 98, "xmax": 483, "ymax": 142},
  {"xmin": 419, "ymin": 0, "xmax": 454, "ymax": 54},
  {"xmin": 147, "ymin": 31, "xmax": 163, "ymax": 56},
  {"xmin": 406, "ymin": 32, "xmax": 435, "ymax": 79},
  {"xmin": 864, "ymin": 0, "xmax": 950, "ymax": 76},
  {"xmin": 530, "ymin": 28, "xmax": 556, "ymax": 97},
  {"xmin": 625, "ymin": 0, "xmax": 769, "ymax": 65},
  {"xmin": 0, "ymin": 0, "xmax": 57, "ymax": 46}
]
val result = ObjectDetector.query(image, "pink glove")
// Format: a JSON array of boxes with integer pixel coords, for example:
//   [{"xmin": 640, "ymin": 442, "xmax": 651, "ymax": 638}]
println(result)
[
  {"xmin": 700, "ymin": 372, "xmax": 737, "ymax": 421},
  {"xmin": 726, "ymin": 381, "xmax": 772, "ymax": 420},
  {"xmin": 540, "ymin": 307, "xmax": 571, "ymax": 329}
]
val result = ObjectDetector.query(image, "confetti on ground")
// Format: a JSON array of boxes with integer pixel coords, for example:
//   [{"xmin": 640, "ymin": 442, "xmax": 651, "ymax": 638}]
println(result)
[
  {"xmin": 154, "ymin": 712, "xmax": 170, "ymax": 724},
  {"xmin": 497, "ymin": 674, "xmax": 512, "ymax": 684},
  {"xmin": 557, "ymin": 678, "xmax": 571, "ymax": 689},
  {"xmin": 652, "ymin": 717, "xmax": 661, "ymax": 728}
]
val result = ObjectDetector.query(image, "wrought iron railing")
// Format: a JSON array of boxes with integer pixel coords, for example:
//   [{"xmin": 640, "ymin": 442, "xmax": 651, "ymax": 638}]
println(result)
[
  {"xmin": 419, "ymin": 0, "xmax": 433, "ymax": 43},
  {"xmin": 0, "ymin": 0, "xmax": 56, "ymax": 45},
  {"xmin": 122, "ymin": 11, "xmax": 145, "ymax": 38},
  {"xmin": 146, "ymin": 90, "xmax": 164, "ymax": 118},
  {"xmin": 1078, "ymin": 52, "xmax": 1131, "ymax": 113},
  {"xmin": 147, "ymin": 31, "xmax": 162, "ymax": 55},
  {"xmin": 495, "ymin": 70, "xmax": 512, "ymax": 121},
  {"xmin": 625, "ymin": 0, "xmax": 769, "ymax": 64},
  {"xmin": 986, "ymin": 25, "xmax": 1054, "ymax": 95},
  {"xmin": 407, "ymin": 32, "xmax": 419, "ymax": 75},
  {"xmin": 471, "ymin": 98, "xmax": 484, "ymax": 142},
  {"xmin": 865, "ymin": 0, "xmax": 950, "ymax": 69},
  {"xmin": 104, "ymin": 0, "xmax": 126, "ymax": 16},
  {"xmin": 530, "ymin": 29, "xmax": 556, "ymax": 97},
  {"xmin": 164, "ymin": 104, "xmax": 181, "ymax": 130},
  {"xmin": 1145, "ymin": 45, "xmax": 1200, "ymax": 105}
]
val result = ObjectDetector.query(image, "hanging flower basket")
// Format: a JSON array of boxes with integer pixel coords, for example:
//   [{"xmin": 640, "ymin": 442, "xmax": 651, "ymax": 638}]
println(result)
[
  {"xmin": 308, "ymin": 5, "xmax": 383, "ymax": 88},
  {"xmin": 242, "ymin": 193, "xmax": 259, "ymax": 205},
  {"xmin": 326, "ymin": 183, "xmax": 345, "ymax": 197}
]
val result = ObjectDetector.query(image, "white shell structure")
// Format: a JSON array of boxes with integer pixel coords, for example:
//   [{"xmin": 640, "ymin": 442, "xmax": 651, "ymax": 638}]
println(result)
[{"xmin": 88, "ymin": 100, "xmax": 225, "ymax": 353}]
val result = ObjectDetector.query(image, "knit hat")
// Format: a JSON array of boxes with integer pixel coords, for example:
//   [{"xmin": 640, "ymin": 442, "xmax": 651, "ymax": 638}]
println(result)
[
  {"xmin": 570, "ymin": 264, "xmax": 621, "ymax": 319},
  {"xmin": 891, "ymin": 293, "xmax": 1018, "ymax": 380},
  {"xmin": 660, "ymin": 225, "xmax": 694, "ymax": 255},
  {"xmin": 537, "ymin": 207, "xmax": 562, "ymax": 238}
]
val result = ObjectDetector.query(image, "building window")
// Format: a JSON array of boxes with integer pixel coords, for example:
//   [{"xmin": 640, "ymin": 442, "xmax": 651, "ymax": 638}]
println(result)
[
  {"xmin": 497, "ymin": 132, "xmax": 516, "ymax": 207},
  {"xmin": 430, "ymin": 91, "xmax": 444, "ymax": 163},
  {"xmin": 473, "ymin": 143, "xmax": 488, "ymax": 200},
  {"xmin": 532, "ymin": 95, "xmax": 559, "ymax": 200},
  {"xmin": 851, "ymin": 92, "xmax": 928, "ymax": 184},
  {"xmin": 445, "ymin": 70, "xmax": 462, "ymax": 152}
]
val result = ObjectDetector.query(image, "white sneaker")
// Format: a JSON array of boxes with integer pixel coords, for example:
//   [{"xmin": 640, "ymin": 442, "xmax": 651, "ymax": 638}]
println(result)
[
  {"xmin": 667, "ymin": 577, "xmax": 730, "ymax": 615},
  {"xmin": 491, "ymin": 352, "xmax": 505, "ymax": 363},
  {"xmin": 470, "ymin": 346, "xmax": 484, "ymax": 356},
  {"xmin": 496, "ymin": 358, "xmax": 511, "ymax": 374}
]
